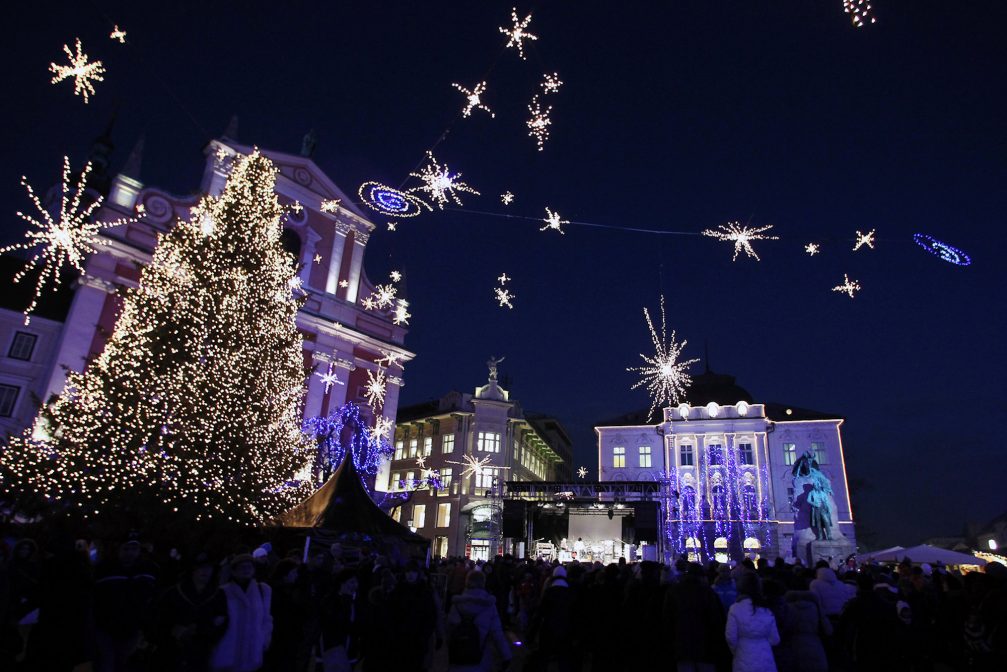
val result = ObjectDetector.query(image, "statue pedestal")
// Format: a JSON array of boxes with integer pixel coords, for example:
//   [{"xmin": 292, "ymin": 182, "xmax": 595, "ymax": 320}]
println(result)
[{"xmin": 804, "ymin": 539, "xmax": 855, "ymax": 567}]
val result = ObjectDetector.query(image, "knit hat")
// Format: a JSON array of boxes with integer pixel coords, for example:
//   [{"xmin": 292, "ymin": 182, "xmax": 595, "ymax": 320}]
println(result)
[{"xmin": 552, "ymin": 565, "xmax": 567, "ymax": 578}]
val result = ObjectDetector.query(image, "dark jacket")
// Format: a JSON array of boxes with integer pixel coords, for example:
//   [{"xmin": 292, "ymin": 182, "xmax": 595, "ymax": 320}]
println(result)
[
  {"xmin": 151, "ymin": 579, "xmax": 228, "ymax": 672},
  {"xmin": 94, "ymin": 557, "xmax": 159, "ymax": 637},
  {"xmin": 663, "ymin": 573, "xmax": 726, "ymax": 663},
  {"xmin": 778, "ymin": 590, "xmax": 830, "ymax": 672}
]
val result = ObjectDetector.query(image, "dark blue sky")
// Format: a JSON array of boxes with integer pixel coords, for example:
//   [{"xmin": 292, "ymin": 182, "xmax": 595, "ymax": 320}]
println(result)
[{"xmin": 3, "ymin": 1, "xmax": 1005, "ymax": 547}]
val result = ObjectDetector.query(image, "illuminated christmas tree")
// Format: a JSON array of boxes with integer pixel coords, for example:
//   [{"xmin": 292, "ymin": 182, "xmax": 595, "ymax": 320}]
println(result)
[{"xmin": 0, "ymin": 150, "xmax": 313, "ymax": 526}]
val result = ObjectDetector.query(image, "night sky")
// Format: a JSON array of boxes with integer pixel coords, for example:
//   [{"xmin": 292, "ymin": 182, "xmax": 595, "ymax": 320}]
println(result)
[{"xmin": 2, "ymin": 1, "xmax": 1005, "ymax": 547}]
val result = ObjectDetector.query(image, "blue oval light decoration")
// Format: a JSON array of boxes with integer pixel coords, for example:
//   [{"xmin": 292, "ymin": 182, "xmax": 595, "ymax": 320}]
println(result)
[
  {"xmin": 913, "ymin": 233, "xmax": 971, "ymax": 266},
  {"xmin": 358, "ymin": 181, "xmax": 431, "ymax": 218}
]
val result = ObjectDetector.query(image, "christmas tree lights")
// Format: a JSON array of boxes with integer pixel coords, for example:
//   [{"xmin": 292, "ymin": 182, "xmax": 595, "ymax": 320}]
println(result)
[
  {"xmin": 2, "ymin": 156, "xmax": 132, "ymax": 324},
  {"xmin": 49, "ymin": 38, "xmax": 106, "ymax": 104},
  {"xmin": 0, "ymin": 150, "xmax": 313, "ymax": 525},
  {"xmin": 499, "ymin": 8, "xmax": 538, "ymax": 60},
  {"xmin": 540, "ymin": 207, "xmax": 568, "ymax": 235},
  {"xmin": 452, "ymin": 81, "xmax": 495, "ymax": 118},
  {"xmin": 702, "ymin": 222, "xmax": 779, "ymax": 261},
  {"xmin": 628, "ymin": 296, "xmax": 699, "ymax": 421},
  {"xmin": 527, "ymin": 95, "xmax": 553, "ymax": 151},
  {"xmin": 408, "ymin": 152, "xmax": 480, "ymax": 209}
]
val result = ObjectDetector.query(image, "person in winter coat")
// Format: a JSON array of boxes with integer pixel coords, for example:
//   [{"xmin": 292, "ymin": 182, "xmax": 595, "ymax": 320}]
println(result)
[
  {"xmin": 210, "ymin": 554, "xmax": 272, "ymax": 672},
  {"xmin": 320, "ymin": 569, "xmax": 358, "ymax": 672},
  {"xmin": 447, "ymin": 570, "xmax": 512, "ymax": 672},
  {"xmin": 264, "ymin": 559, "xmax": 310, "ymax": 672},
  {"xmin": 776, "ymin": 590, "xmax": 830, "ymax": 672},
  {"xmin": 362, "ymin": 569, "xmax": 398, "ymax": 672},
  {"xmin": 150, "ymin": 552, "xmax": 229, "ymax": 672},
  {"xmin": 94, "ymin": 537, "xmax": 160, "ymax": 672},
  {"xmin": 726, "ymin": 572, "xmax": 781, "ymax": 672},
  {"xmin": 390, "ymin": 561, "xmax": 438, "ymax": 671},
  {"xmin": 663, "ymin": 562, "xmax": 726, "ymax": 672},
  {"xmin": 528, "ymin": 565, "xmax": 574, "ymax": 672},
  {"xmin": 808, "ymin": 564, "xmax": 855, "ymax": 619},
  {"xmin": 713, "ymin": 564, "xmax": 739, "ymax": 612},
  {"xmin": 838, "ymin": 573, "xmax": 905, "ymax": 669}
]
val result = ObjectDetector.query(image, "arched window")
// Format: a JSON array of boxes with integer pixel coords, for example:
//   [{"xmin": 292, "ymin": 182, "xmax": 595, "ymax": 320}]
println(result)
[
  {"xmin": 280, "ymin": 228, "xmax": 302, "ymax": 260},
  {"xmin": 714, "ymin": 537, "xmax": 729, "ymax": 564},
  {"xmin": 680, "ymin": 486, "xmax": 697, "ymax": 516},
  {"xmin": 711, "ymin": 484, "xmax": 726, "ymax": 513},
  {"xmin": 742, "ymin": 484, "xmax": 758, "ymax": 515},
  {"xmin": 685, "ymin": 536, "xmax": 701, "ymax": 562},
  {"xmin": 743, "ymin": 537, "xmax": 761, "ymax": 560}
]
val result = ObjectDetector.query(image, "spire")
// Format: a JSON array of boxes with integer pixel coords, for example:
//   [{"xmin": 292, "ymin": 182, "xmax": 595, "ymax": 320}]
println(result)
[
  {"xmin": 120, "ymin": 135, "xmax": 144, "ymax": 181},
  {"xmin": 222, "ymin": 114, "xmax": 239, "ymax": 141}
]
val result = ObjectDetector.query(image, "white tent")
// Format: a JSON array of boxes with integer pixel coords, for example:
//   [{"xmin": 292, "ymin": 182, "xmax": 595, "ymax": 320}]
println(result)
[
  {"xmin": 865, "ymin": 544, "xmax": 986, "ymax": 566},
  {"xmin": 859, "ymin": 546, "xmax": 904, "ymax": 563}
]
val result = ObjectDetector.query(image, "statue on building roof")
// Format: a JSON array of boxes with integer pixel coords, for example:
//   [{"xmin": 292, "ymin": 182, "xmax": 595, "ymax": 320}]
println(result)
[{"xmin": 487, "ymin": 355, "xmax": 505, "ymax": 381}]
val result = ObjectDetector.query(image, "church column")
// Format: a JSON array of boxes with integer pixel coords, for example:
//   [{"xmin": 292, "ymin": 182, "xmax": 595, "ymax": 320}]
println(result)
[
  {"xmin": 300, "ymin": 228, "xmax": 322, "ymax": 289},
  {"xmin": 325, "ymin": 221, "xmax": 352, "ymax": 295},
  {"xmin": 345, "ymin": 229, "xmax": 370, "ymax": 304}
]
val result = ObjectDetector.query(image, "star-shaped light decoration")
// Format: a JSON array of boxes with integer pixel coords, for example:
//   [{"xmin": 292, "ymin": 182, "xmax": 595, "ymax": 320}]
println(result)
[
  {"xmin": 701, "ymin": 221, "xmax": 779, "ymax": 261},
  {"xmin": 371, "ymin": 416, "xmax": 394, "ymax": 442},
  {"xmin": 387, "ymin": 221, "xmax": 397, "ymax": 231},
  {"xmin": 540, "ymin": 207, "xmax": 568, "ymax": 235},
  {"xmin": 577, "ymin": 466, "xmax": 588, "ymax": 479},
  {"xmin": 109, "ymin": 25, "xmax": 127, "ymax": 43},
  {"xmin": 408, "ymin": 152, "xmax": 480, "ymax": 209},
  {"xmin": 628, "ymin": 296, "xmax": 700, "ymax": 422},
  {"xmin": 392, "ymin": 299, "xmax": 411, "ymax": 326},
  {"xmin": 527, "ymin": 95, "xmax": 553, "ymax": 151},
  {"xmin": 364, "ymin": 369, "xmax": 387, "ymax": 411},
  {"xmin": 542, "ymin": 72, "xmax": 563, "ymax": 95},
  {"xmin": 452, "ymin": 81, "xmax": 494, "ymax": 118},
  {"xmin": 374, "ymin": 284, "xmax": 397, "ymax": 308},
  {"xmin": 290, "ymin": 201, "xmax": 304, "ymax": 214},
  {"xmin": 315, "ymin": 361, "xmax": 345, "ymax": 393},
  {"xmin": 499, "ymin": 7, "xmax": 538, "ymax": 60},
  {"xmin": 832, "ymin": 274, "xmax": 861, "ymax": 298},
  {"xmin": 339, "ymin": 279, "xmax": 349, "ymax": 288},
  {"xmin": 389, "ymin": 270, "xmax": 402, "ymax": 283},
  {"xmin": 805, "ymin": 243, "xmax": 821, "ymax": 256},
  {"xmin": 448, "ymin": 454, "xmax": 511, "ymax": 480},
  {"xmin": 313, "ymin": 254, "xmax": 322, "ymax": 264},
  {"xmin": 320, "ymin": 198, "xmax": 341, "ymax": 214},
  {"xmin": 2, "ymin": 157, "xmax": 132, "ymax": 324},
  {"xmin": 494, "ymin": 287, "xmax": 516, "ymax": 309},
  {"xmin": 853, "ymin": 229, "xmax": 875, "ymax": 251},
  {"xmin": 361, "ymin": 296, "xmax": 377, "ymax": 310},
  {"xmin": 497, "ymin": 273, "xmax": 511, "ymax": 285},
  {"xmin": 49, "ymin": 38, "xmax": 106, "ymax": 104},
  {"xmin": 415, "ymin": 455, "xmax": 428, "ymax": 470},
  {"xmin": 501, "ymin": 191, "xmax": 514, "ymax": 205}
]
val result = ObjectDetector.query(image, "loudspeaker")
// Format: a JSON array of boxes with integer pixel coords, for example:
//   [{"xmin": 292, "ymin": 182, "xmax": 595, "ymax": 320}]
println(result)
[
  {"xmin": 502, "ymin": 500, "xmax": 526, "ymax": 538},
  {"xmin": 633, "ymin": 501, "xmax": 659, "ymax": 543}
]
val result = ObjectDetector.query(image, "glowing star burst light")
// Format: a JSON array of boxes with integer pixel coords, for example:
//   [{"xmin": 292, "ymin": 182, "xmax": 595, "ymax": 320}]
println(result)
[
  {"xmin": 527, "ymin": 95, "xmax": 553, "ymax": 151},
  {"xmin": 339, "ymin": 279, "xmax": 349, "ymax": 288},
  {"xmin": 805, "ymin": 243, "xmax": 821, "ymax": 256},
  {"xmin": 448, "ymin": 454, "xmax": 511, "ymax": 480},
  {"xmin": 452, "ymin": 81, "xmax": 495, "ymax": 118},
  {"xmin": 320, "ymin": 199, "xmax": 341, "ymax": 213},
  {"xmin": 364, "ymin": 369, "xmax": 387, "ymax": 411},
  {"xmin": 853, "ymin": 229, "xmax": 876, "ymax": 251},
  {"xmin": 499, "ymin": 8, "xmax": 538, "ymax": 60},
  {"xmin": 315, "ymin": 362, "xmax": 344, "ymax": 393},
  {"xmin": 392, "ymin": 299, "xmax": 411, "ymax": 326},
  {"xmin": 541, "ymin": 207, "xmax": 568, "ymax": 235},
  {"xmin": 497, "ymin": 273, "xmax": 511, "ymax": 285},
  {"xmin": 49, "ymin": 38, "xmax": 106, "ymax": 104},
  {"xmin": 577, "ymin": 466, "xmax": 588, "ymax": 479},
  {"xmin": 701, "ymin": 221, "xmax": 779, "ymax": 262},
  {"xmin": 2, "ymin": 157, "xmax": 132, "ymax": 324},
  {"xmin": 844, "ymin": 0, "xmax": 876, "ymax": 28},
  {"xmin": 408, "ymin": 152, "xmax": 480, "ymax": 209},
  {"xmin": 372, "ymin": 416, "xmax": 394, "ymax": 441},
  {"xmin": 494, "ymin": 287, "xmax": 516, "ymax": 309},
  {"xmin": 628, "ymin": 296, "xmax": 700, "ymax": 422},
  {"xmin": 387, "ymin": 222, "xmax": 397, "ymax": 231},
  {"xmin": 542, "ymin": 72, "xmax": 563, "ymax": 95},
  {"xmin": 358, "ymin": 182, "xmax": 431, "ymax": 218},
  {"xmin": 913, "ymin": 233, "xmax": 971, "ymax": 266},
  {"xmin": 109, "ymin": 25, "xmax": 127, "ymax": 43},
  {"xmin": 832, "ymin": 274, "xmax": 861, "ymax": 298},
  {"xmin": 501, "ymin": 191, "xmax": 514, "ymax": 205},
  {"xmin": 389, "ymin": 270, "xmax": 402, "ymax": 282},
  {"xmin": 313, "ymin": 254, "xmax": 322, "ymax": 264},
  {"xmin": 376, "ymin": 351, "xmax": 405, "ymax": 369}
]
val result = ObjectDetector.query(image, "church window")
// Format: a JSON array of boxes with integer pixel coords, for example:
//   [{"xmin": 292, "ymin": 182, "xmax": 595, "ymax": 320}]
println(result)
[
  {"xmin": 680, "ymin": 444, "xmax": 694, "ymax": 466},
  {"xmin": 783, "ymin": 442, "xmax": 797, "ymax": 466}
]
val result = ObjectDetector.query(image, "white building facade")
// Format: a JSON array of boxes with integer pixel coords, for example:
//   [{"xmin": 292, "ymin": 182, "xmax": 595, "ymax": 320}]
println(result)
[{"xmin": 596, "ymin": 369, "xmax": 855, "ymax": 562}]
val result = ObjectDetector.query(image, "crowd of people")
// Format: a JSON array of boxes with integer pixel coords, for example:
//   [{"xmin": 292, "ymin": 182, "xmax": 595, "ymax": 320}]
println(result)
[{"xmin": 1, "ymin": 529, "xmax": 1006, "ymax": 671}]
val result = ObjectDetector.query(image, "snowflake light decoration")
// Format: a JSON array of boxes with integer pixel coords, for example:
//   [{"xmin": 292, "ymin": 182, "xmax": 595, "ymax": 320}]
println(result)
[
  {"xmin": 408, "ymin": 152, "xmax": 480, "ymax": 209},
  {"xmin": 389, "ymin": 270, "xmax": 402, "ymax": 283},
  {"xmin": 498, "ymin": 273, "xmax": 511, "ymax": 285},
  {"xmin": 452, "ymin": 81, "xmax": 495, "ymax": 118},
  {"xmin": 364, "ymin": 369, "xmax": 387, "ymax": 411},
  {"xmin": 387, "ymin": 221, "xmax": 398, "ymax": 231},
  {"xmin": 853, "ymin": 229, "xmax": 875, "ymax": 251},
  {"xmin": 448, "ymin": 454, "xmax": 511, "ymax": 480},
  {"xmin": 49, "ymin": 38, "xmax": 106, "ymax": 104},
  {"xmin": 701, "ymin": 221, "xmax": 779, "ymax": 261},
  {"xmin": 372, "ymin": 416, "xmax": 394, "ymax": 441},
  {"xmin": 339, "ymin": 279, "xmax": 349, "ymax": 288},
  {"xmin": 361, "ymin": 296, "xmax": 377, "ymax": 310},
  {"xmin": 577, "ymin": 466, "xmax": 588, "ymax": 479},
  {"xmin": 832, "ymin": 274, "xmax": 861, "ymax": 298},
  {"xmin": 376, "ymin": 351, "xmax": 406, "ymax": 369},
  {"xmin": 541, "ymin": 207, "xmax": 568, "ymax": 235},
  {"xmin": 313, "ymin": 254, "xmax": 322, "ymax": 264},
  {"xmin": 542, "ymin": 72, "xmax": 563, "ymax": 95},
  {"xmin": 2, "ymin": 157, "xmax": 132, "ymax": 323},
  {"xmin": 527, "ymin": 96, "xmax": 553, "ymax": 151},
  {"xmin": 844, "ymin": 0, "xmax": 876, "ymax": 28},
  {"xmin": 499, "ymin": 8, "xmax": 538, "ymax": 60},
  {"xmin": 109, "ymin": 25, "xmax": 127, "ymax": 43},
  {"xmin": 805, "ymin": 243, "xmax": 821, "ymax": 256},
  {"xmin": 315, "ymin": 361, "xmax": 344, "ymax": 393},
  {"xmin": 320, "ymin": 198, "xmax": 341, "ymax": 213},
  {"xmin": 628, "ymin": 296, "xmax": 700, "ymax": 422},
  {"xmin": 392, "ymin": 299, "xmax": 411, "ymax": 325},
  {"xmin": 494, "ymin": 287, "xmax": 516, "ymax": 309},
  {"xmin": 501, "ymin": 191, "xmax": 514, "ymax": 205}
]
